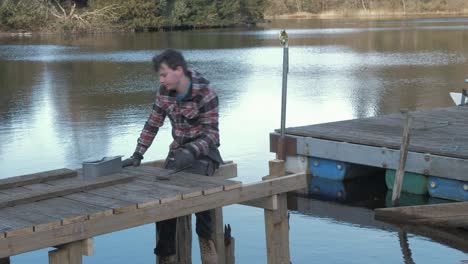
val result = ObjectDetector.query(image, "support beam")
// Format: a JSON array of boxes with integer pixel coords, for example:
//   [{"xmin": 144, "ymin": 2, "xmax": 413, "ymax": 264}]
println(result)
[
  {"xmin": 281, "ymin": 133, "xmax": 468, "ymax": 182},
  {"xmin": 240, "ymin": 196, "xmax": 278, "ymax": 210},
  {"xmin": 49, "ymin": 241, "xmax": 82, "ymax": 264},
  {"xmin": 264, "ymin": 160, "xmax": 290, "ymax": 264}
]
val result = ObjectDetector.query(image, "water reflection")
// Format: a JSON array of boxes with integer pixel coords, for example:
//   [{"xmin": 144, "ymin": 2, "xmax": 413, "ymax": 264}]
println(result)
[{"xmin": 2, "ymin": 17, "xmax": 468, "ymax": 263}]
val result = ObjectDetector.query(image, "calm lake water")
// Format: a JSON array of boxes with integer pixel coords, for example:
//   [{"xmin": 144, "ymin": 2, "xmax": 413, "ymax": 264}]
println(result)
[{"xmin": 1, "ymin": 17, "xmax": 468, "ymax": 263}]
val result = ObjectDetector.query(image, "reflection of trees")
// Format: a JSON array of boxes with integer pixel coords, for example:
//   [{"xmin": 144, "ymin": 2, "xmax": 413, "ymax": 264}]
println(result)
[
  {"xmin": 0, "ymin": 61, "xmax": 43, "ymax": 157},
  {"xmin": 44, "ymin": 60, "xmax": 158, "ymax": 162}
]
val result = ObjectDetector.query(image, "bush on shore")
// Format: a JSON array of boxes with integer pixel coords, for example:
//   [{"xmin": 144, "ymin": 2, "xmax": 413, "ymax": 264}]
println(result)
[{"xmin": 0, "ymin": 0, "xmax": 266, "ymax": 32}]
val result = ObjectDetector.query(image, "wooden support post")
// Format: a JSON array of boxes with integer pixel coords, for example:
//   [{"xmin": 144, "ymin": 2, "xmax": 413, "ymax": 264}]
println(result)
[
  {"xmin": 175, "ymin": 215, "xmax": 192, "ymax": 264},
  {"xmin": 225, "ymin": 238, "xmax": 235, "ymax": 264},
  {"xmin": 392, "ymin": 111, "xmax": 413, "ymax": 206},
  {"xmin": 276, "ymin": 136, "xmax": 286, "ymax": 161},
  {"xmin": 49, "ymin": 241, "xmax": 83, "ymax": 264},
  {"xmin": 0, "ymin": 258, "xmax": 9, "ymax": 264},
  {"xmin": 210, "ymin": 208, "xmax": 225, "ymax": 264},
  {"xmin": 264, "ymin": 159, "xmax": 290, "ymax": 264},
  {"xmin": 81, "ymin": 238, "xmax": 94, "ymax": 256}
]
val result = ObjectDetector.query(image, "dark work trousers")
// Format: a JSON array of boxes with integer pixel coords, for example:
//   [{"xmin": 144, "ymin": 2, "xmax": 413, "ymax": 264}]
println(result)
[{"xmin": 154, "ymin": 151, "xmax": 218, "ymax": 257}]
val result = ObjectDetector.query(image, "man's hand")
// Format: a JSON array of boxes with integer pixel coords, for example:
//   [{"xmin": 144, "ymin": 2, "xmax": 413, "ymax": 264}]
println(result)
[
  {"xmin": 173, "ymin": 148, "xmax": 195, "ymax": 170},
  {"xmin": 122, "ymin": 152, "xmax": 143, "ymax": 167}
]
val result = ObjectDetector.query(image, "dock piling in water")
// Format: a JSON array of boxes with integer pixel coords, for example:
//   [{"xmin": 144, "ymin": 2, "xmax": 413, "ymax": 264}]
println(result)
[{"xmin": 392, "ymin": 110, "xmax": 413, "ymax": 206}]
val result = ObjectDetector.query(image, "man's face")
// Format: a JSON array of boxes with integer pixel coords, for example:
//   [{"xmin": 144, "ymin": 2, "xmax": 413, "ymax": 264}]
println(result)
[{"xmin": 159, "ymin": 63, "xmax": 183, "ymax": 91}]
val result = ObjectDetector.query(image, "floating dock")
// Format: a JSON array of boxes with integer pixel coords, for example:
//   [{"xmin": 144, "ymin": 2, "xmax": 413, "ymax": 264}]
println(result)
[
  {"xmin": 0, "ymin": 161, "xmax": 307, "ymax": 264},
  {"xmin": 271, "ymin": 105, "xmax": 468, "ymax": 201}
]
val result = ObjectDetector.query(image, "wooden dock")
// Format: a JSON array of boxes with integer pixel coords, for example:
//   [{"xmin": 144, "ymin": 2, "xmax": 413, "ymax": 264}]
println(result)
[
  {"xmin": 290, "ymin": 195, "xmax": 468, "ymax": 254},
  {"xmin": 375, "ymin": 201, "xmax": 468, "ymax": 228},
  {"xmin": 271, "ymin": 105, "xmax": 468, "ymax": 182},
  {"xmin": 0, "ymin": 160, "xmax": 308, "ymax": 264}
]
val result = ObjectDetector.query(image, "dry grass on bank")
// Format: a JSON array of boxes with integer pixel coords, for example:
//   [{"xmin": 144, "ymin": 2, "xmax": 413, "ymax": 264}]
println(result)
[{"xmin": 266, "ymin": 10, "xmax": 468, "ymax": 20}]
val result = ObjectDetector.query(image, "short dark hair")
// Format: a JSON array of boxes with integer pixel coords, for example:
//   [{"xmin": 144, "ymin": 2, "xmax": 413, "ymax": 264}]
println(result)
[{"xmin": 152, "ymin": 49, "xmax": 189, "ymax": 76}]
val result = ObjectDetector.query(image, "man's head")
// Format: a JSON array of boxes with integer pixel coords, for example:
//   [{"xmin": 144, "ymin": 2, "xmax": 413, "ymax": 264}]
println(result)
[{"xmin": 152, "ymin": 49, "xmax": 190, "ymax": 93}]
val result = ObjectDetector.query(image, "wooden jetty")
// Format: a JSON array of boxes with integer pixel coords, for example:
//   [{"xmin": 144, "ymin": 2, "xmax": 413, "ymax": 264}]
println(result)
[
  {"xmin": 0, "ymin": 160, "xmax": 308, "ymax": 264},
  {"xmin": 270, "ymin": 105, "xmax": 468, "ymax": 200},
  {"xmin": 290, "ymin": 195, "xmax": 468, "ymax": 254},
  {"xmin": 375, "ymin": 201, "xmax": 468, "ymax": 228}
]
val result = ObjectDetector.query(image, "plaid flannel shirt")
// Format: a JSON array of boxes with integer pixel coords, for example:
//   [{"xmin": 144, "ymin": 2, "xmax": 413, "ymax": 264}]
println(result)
[{"xmin": 134, "ymin": 69, "xmax": 220, "ymax": 158}]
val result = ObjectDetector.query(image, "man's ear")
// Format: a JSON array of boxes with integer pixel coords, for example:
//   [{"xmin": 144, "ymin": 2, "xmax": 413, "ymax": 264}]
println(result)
[{"xmin": 175, "ymin": 66, "xmax": 184, "ymax": 75}]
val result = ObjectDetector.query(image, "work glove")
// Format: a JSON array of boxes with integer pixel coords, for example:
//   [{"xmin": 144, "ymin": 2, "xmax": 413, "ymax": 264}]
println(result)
[
  {"xmin": 173, "ymin": 148, "xmax": 195, "ymax": 170},
  {"xmin": 122, "ymin": 152, "xmax": 143, "ymax": 167}
]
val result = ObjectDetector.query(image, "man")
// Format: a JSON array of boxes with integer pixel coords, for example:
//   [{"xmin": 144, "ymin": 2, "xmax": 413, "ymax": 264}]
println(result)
[{"xmin": 123, "ymin": 49, "xmax": 223, "ymax": 264}]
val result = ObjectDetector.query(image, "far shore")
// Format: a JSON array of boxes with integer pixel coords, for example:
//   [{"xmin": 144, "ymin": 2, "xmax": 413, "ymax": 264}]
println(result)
[
  {"xmin": 265, "ymin": 11, "xmax": 468, "ymax": 20},
  {"xmin": 1, "ymin": 12, "xmax": 467, "ymax": 36}
]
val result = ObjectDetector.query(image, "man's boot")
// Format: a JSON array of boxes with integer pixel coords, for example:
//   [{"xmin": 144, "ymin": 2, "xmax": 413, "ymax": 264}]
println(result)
[
  {"xmin": 198, "ymin": 237, "xmax": 218, "ymax": 264},
  {"xmin": 157, "ymin": 255, "xmax": 176, "ymax": 264}
]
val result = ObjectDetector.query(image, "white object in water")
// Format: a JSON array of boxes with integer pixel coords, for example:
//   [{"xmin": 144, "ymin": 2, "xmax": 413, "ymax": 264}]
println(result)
[{"xmin": 450, "ymin": 92, "xmax": 463, "ymax": 105}]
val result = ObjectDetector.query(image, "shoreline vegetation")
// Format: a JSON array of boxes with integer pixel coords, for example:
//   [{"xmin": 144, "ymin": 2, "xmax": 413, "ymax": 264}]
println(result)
[{"xmin": 1, "ymin": 0, "xmax": 468, "ymax": 35}]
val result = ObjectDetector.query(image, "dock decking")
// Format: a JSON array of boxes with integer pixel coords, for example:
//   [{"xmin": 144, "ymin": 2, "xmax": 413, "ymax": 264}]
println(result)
[
  {"xmin": 271, "ymin": 105, "xmax": 468, "ymax": 181},
  {"xmin": 0, "ymin": 163, "xmax": 307, "ymax": 263}
]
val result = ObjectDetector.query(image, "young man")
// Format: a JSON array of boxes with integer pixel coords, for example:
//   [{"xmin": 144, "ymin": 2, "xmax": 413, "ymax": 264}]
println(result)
[{"xmin": 123, "ymin": 49, "xmax": 223, "ymax": 264}]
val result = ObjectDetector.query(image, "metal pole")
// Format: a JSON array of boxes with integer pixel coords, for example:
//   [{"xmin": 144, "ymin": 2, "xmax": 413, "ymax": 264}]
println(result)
[
  {"xmin": 280, "ymin": 46, "xmax": 289, "ymax": 137},
  {"xmin": 279, "ymin": 29, "xmax": 289, "ymax": 138},
  {"xmin": 277, "ymin": 30, "xmax": 289, "ymax": 160}
]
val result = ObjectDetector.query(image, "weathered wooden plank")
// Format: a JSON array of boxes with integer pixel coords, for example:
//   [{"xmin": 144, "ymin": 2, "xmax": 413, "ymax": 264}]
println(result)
[
  {"xmin": 122, "ymin": 170, "xmax": 201, "ymax": 201},
  {"xmin": 28, "ymin": 177, "xmax": 140, "ymax": 214},
  {"xmin": 2, "ymin": 184, "xmax": 112, "ymax": 225},
  {"xmin": 16, "ymin": 197, "xmax": 110, "ymax": 225},
  {"xmin": 127, "ymin": 167, "xmax": 223, "ymax": 198},
  {"xmin": 0, "ymin": 174, "xmax": 134, "ymax": 209},
  {"xmin": 0, "ymin": 172, "xmax": 306, "ymax": 258},
  {"xmin": 0, "ymin": 215, "xmax": 34, "ymax": 238},
  {"xmin": 375, "ymin": 201, "xmax": 468, "ymax": 227},
  {"xmin": 134, "ymin": 166, "xmax": 240, "ymax": 194},
  {"xmin": 0, "ymin": 169, "xmax": 77, "ymax": 190},
  {"xmin": 283, "ymin": 106, "xmax": 468, "ymax": 159},
  {"xmin": 64, "ymin": 192, "xmax": 135, "ymax": 215},
  {"xmin": 142, "ymin": 160, "xmax": 238, "ymax": 180},
  {"xmin": 0, "ymin": 206, "xmax": 62, "ymax": 233}
]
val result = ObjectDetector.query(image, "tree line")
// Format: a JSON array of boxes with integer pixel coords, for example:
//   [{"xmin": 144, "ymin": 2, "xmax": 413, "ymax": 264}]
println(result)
[
  {"xmin": 1, "ymin": 0, "xmax": 467, "ymax": 32},
  {"xmin": 0, "ymin": 0, "xmax": 265, "ymax": 32}
]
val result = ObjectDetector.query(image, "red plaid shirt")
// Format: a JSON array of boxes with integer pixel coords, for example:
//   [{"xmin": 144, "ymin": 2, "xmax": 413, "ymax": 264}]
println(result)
[{"xmin": 134, "ymin": 69, "xmax": 220, "ymax": 158}]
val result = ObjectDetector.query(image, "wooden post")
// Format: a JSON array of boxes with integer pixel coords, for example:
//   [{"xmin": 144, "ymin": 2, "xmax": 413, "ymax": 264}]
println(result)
[
  {"xmin": 175, "ymin": 215, "xmax": 192, "ymax": 264},
  {"xmin": 225, "ymin": 235, "xmax": 235, "ymax": 264},
  {"xmin": 49, "ymin": 241, "xmax": 83, "ymax": 264},
  {"xmin": 392, "ymin": 110, "xmax": 413, "ymax": 206},
  {"xmin": 277, "ymin": 136, "xmax": 286, "ymax": 161},
  {"xmin": 0, "ymin": 258, "xmax": 9, "ymax": 264},
  {"xmin": 264, "ymin": 159, "xmax": 290, "ymax": 264},
  {"xmin": 210, "ymin": 208, "xmax": 226, "ymax": 264}
]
